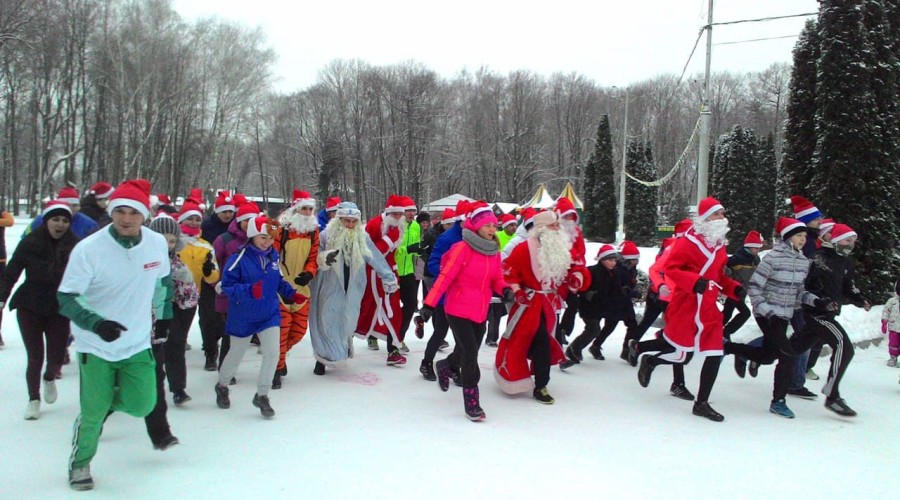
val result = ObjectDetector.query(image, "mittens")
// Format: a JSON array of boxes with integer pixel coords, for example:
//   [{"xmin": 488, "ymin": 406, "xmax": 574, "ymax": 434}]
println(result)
[{"xmin": 251, "ymin": 281, "xmax": 264, "ymax": 299}]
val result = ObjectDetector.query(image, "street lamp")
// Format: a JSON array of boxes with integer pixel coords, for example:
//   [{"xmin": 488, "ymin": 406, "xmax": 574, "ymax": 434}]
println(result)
[{"xmin": 611, "ymin": 86, "xmax": 629, "ymax": 241}]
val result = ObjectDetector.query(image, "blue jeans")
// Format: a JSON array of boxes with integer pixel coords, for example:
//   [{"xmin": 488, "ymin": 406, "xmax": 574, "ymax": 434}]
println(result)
[{"xmin": 789, "ymin": 311, "xmax": 808, "ymax": 390}]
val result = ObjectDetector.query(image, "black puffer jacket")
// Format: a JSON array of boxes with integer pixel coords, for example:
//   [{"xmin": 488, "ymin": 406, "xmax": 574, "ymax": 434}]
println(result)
[
  {"xmin": 0, "ymin": 224, "xmax": 79, "ymax": 316},
  {"xmin": 802, "ymin": 245, "xmax": 866, "ymax": 318},
  {"xmin": 79, "ymin": 195, "xmax": 112, "ymax": 227},
  {"xmin": 421, "ymin": 225, "xmax": 444, "ymax": 278}
]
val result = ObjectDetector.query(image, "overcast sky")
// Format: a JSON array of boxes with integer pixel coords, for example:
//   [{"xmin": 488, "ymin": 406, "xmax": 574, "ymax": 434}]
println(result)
[{"xmin": 172, "ymin": 0, "xmax": 820, "ymax": 92}]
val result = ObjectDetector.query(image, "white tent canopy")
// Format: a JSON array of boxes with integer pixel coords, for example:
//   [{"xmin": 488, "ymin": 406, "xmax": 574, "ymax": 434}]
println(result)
[
  {"xmin": 421, "ymin": 193, "xmax": 474, "ymax": 213},
  {"xmin": 520, "ymin": 184, "xmax": 556, "ymax": 209}
]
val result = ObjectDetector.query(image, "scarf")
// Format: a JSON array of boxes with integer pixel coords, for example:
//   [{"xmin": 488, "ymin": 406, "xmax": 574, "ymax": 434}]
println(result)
[{"xmin": 462, "ymin": 228, "xmax": 499, "ymax": 256}]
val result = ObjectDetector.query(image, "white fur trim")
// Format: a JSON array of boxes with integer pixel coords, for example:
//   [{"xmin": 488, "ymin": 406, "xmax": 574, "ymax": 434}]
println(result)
[
  {"xmin": 177, "ymin": 210, "xmax": 203, "ymax": 223},
  {"xmin": 381, "ymin": 235, "xmax": 396, "ymax": 251},
  {"xmin": 743, "ymin": 242, "xmax": 764, "ymax": 248},
  {"xmin": 779, "ymin": 221, "xmax": 806, "ymax": 238},
  {"xmin": 235, "ymin": 211, "xmax": 258, "ymax": 223},
  {"xmin": 501, "ymin": 219, "xmax": 517, "ymax": 228},
  {"xmin": 596, "ymin": 248, "xmax": 619, "ymax": 261},
  {"xmin": 830, "ymin": 230, "xmax": 857, "ymax": 244},
  {"xmin": 57, "ymin": 197, "xmax": 79, "ymax": 205},
  {"xmin": 493, "ymin": 365, "xmax": 535, "ymax": 395},
  {"xmin": 470, "ymin": 205, "xmax": 493, "ymax": 218},
  {"xmin": 698, "ymin": 203, "xmax": 724, "ymax": 221},
  {"xmin": 108, "ymin": 199, "xmax": 149, "ymax": 218},
  {"xmin": 42, "ymin": 204, "xmax": 73, "ymax": 218},
  {"xmin": 292, "ymin": 198, "xmax": 316, "ymax": 209},
  {"xmin": 384, "ymin": 206, "xmax": 405, "ymax": 214},
  {"xmin": 441, "ymin": 216, "xmax": 458, "ymax": 225},
  {"xmin": 795, "ymin": 206, "xmax": 819, "ymax": 219},
  {"xmin": 215, "ymin": 204, "xmax": 236, "ymax": 213},
  {"xmin": 93, "ymin": 189, "xmax": 114, "ymax": 200}
]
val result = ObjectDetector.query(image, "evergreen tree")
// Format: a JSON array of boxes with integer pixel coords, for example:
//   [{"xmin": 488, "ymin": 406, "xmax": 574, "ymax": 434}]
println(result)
[
  {"xmin": 812, "ymin": 0, "xmax": 896, "ymax": 299},
  {"xmin": 625, "ymin": 140, "xmax": 657, "ymax": 246},
  {"xmin": 781, "ymin": 19, "xmax": 819, "ymax": 197},
  {"xmin": 755, "ymin": 133, "xmax": 778, "ymax": 241},
  {"xmin": 582, "ymin": 115, "xmax": 617, "ymax": 242},
  {"xmin": 712, "ymin": 125, "xmax": 759, "ymax": 253}
]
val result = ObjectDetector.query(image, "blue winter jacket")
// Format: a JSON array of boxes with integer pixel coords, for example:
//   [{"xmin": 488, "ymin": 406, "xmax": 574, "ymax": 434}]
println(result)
[
  {"xmin": 26, "ymin": 212, "xmax": 98, "ymax": 239},
  {"xmin": 222, "ymin": 243, "xmax": 296, "ymax": 337},
  {"xmin": 317, "ymin": 208, "xmax": 331, "ymax": 231},
  {"xmin": 427, "ymin": 221, "xmax": 463, "ymax": 306}
]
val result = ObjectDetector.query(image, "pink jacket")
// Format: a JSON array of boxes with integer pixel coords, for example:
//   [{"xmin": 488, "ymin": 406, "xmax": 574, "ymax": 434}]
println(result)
[{"xmin": 424, "ymin": 240, "xmax": 507, "ymax": 323}]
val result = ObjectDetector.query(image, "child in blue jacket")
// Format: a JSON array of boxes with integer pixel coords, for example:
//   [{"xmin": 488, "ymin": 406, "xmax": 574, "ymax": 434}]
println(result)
[{"xmin": 215, "ymin": 215, "xmax": 305, "ymax": 418}]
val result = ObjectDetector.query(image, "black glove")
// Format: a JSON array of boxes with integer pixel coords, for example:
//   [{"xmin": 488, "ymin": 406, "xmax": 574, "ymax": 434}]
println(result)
[
  {"xmin": 294, "ymin": 271, "xmax": 314, "ymax": 286},
  {"xmin": 154, "ymin": 319, "xmax": 171, "ymax": 341},
  {"xmin": 202, "ymin": 253, "xmax": 215, "ymax": 277},
  {"xmin": 814, "ymin": 298, "xmax": 839, "ymax": 313},
  {"xmin": 501, "ymin": 287, "xmax": 515, "ymax": 303},
  {"xmin": 95, "ymin": 320, "xmax": 127, "ymax": 343},
  {"xmin": 419, "ymin": 305, "xmax": 435, "ymax": 323},
  {"xmin": 325, "ymin": 250, "xmax": 339, "ymax": 266},
  {"xmin": 693, "ymin": 279, "xmax": 709, "ymax": 294},
  {"xmin": 620, "ymin": 286, "xmax": 631, "ymax": 297},
  {"xmin": 734, "ymin": 286, "xmax": 746, "ymax": 300},
  {"xmin": 406, "ymin": 243, "xmax": 422, "ymax": 254}
]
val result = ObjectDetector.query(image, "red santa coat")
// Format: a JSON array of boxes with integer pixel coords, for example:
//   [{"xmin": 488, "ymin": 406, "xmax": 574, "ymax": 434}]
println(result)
[
  {"xmin": 494, "ymin": 238, "xmax": 589, "ymax": 394},
  {"xmin": 661, "ymin": 229, "xmax": 740, "ymax": 355},
  {"xmin": 355, "ymin": 214, "xmax": 404, "ymax": 344}
]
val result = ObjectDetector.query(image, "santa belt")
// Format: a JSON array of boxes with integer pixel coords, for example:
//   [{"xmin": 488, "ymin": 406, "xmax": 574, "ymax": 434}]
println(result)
[{"xmin": 502, "ymin": 288, "xmax": 556, "ymax": 339}]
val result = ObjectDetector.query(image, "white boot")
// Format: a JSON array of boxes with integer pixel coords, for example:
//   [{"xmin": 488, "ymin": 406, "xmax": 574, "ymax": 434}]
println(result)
[
  {"xmin": 887, "ymin": 357, "xmax": 898, "ymax": 368},
  {"xmin": 24, "ymin": 400, "xmax": 40, "ymax": 420},
  {"xmin": 43, "ymin": 379, "xmax": 58, "ymax": 404}
]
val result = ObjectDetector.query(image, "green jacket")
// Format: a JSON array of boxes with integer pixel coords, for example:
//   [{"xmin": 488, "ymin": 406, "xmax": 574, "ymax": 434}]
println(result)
[{"xmin": 395, "ymin": 220, "xmax": 421, "ymax": 277}]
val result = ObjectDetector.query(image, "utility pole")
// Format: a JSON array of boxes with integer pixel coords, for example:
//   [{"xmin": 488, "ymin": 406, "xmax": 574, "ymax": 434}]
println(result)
[
  {"xmin": 617, "ymin": 89, "xmax": 629, "ymax": 240},
  {"xmin": 696, "ymin": 0, "xmax": 714, "ymax": 202}
]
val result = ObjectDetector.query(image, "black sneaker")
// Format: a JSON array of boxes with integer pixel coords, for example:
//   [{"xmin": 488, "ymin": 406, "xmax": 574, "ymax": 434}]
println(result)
[
  {"xmin": 204, "ymin": 352, "xmax": 218, "ymax": 372},
  {"xmin": 438, "ymin": 340, "xmax": 450, "ymax": 350},
  {"xmin": 452, "ymin": 371, "xmax": 463, "ymax": 387},
  {"xmin": 419, "ymin": 360, "xmax": 436, "ymax": 381},
  {"xmin": 692, "ymin": 401, "xmax": 725, "ymax": 422},
  {"xmin": 215, "ymin": 383, "xmax": 230, "ymax": 409},
  {"xmin": 787, "ymin": 387, "xmax": 818, "ymax": 400},
  {"xmin": 272, "ymin": 373, "xmax": 282, "ymax": 390},
  {"xmin": 485, "ymin": 340, "xmax": 498, "ymax": 347},
  {"xmin": 565, "ymin": 346, "xmax": 583, "ymax": 363},
  {"xmin": 313, "ymin": 361, "xmax": 326, "ymax": 376},
  {"xmin": 153, "ymin": 434, "xmax": 180, "ymax": 451},
  {"xmin": 734, "ymin": 356, "xmax": 747, "ymax": 379},
  {"xmin": 588, "ymin": 344, "xmax": 605, "ymax": 360},
  {"xmin": 748, "ymin": 361, "xmax": 759, "ymax": 378},
  {"xmin": 559, "ymin": 358, "xmax": 578, "ymax": 371},
  {"xmin": 252, "ymin": 393, "xmax": 275, "ymax": 418},
  {"xmin": 670, "ymin": 383, "xmax": 695, "ymax": 401},
  {"xmin": 824, "ymin": 397, "xmax": 857, "ymax": 417},
  {"xmin": 229, "ymin": 376, "xmax": 237, "ymax": 386},
  {"xmin": 637, "ymin": 355, "xmax": 655, "ymax": 388},
  {"xmin": 250, "ymin": 335, "xmax": 261, "ymax": 346},
  {"xmin": 626, "ymin": 339, "xmax": 639, "ymax": 367},
  {"xmin": 172, "ymin": 390, "xmax": 192, "ymax": 407},
  {"xmin": 69, "ymin": 466, "xmax": 94, "ymax": 491},
  {"xmin": 533, "ymin": 387, "xmax": 555, "ymax": 404},
  {"xmin": 414, "ymin": 316, "xmax": 425, "ymax": 339}
]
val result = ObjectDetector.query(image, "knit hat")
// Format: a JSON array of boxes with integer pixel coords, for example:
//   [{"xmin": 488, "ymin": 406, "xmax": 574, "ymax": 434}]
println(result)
[
  {"xmin": 149, "ymin": 213, "xmax": 181, "ymax": 238},
  {"xmin": 620, "ymin": 241, "xmax": 640, "ymax": 260},
  {"xmin": 107, "ymin": 179, "xmax": 152, "ymax": 218},
  {"xmin": 57, "ymin": 187, "xmax": 80, "ymax": 205},
  {"xmin": 177, "ymin": 200, "xmax": 204, "ymax": 223},
  {"xmin": 88, "ymin": 182, "xmax": 114, "ymax": 200},
  {"xmin": 787, "ymin": 195, "xmax": 822, "ymax": 224},
  {"xmin": 246, "ymin": 214, "xmax": 270, "ymax": 239},
  {"xmin": 819, "ymin": 218, "xmax": 836, "ymax": 236},
  {"xmin": 830, "ymin": 224, "xmax": 857, "ymax": 244},
  {"xmin": 595, "ymin": 244, "xmax": 619, "ymax": 261},
  {"xmin": 335, "ymin": 202, "xmax": 361, "ymax": 219},
  {"xmin": 532, "ymin": 210, "xmax": 558, "ymax": 229},
  {"xmin": 776, "ymin": 217, "xmax": 807, "ymax": 241},
  {"xmin": 42, "ymin": 200, "xmax": 73, "ymax": 220},
  {"xmin": 384, "ymin": 195, "xmax": 405, "ymax": 215},
  {"xmin": 440, "ymin": 208, "xmax": 457, "ymax": 224},
  {"xmin": 696, "ymin": 197, "xmax": 724, "ymax": 221},
  {"xmin": 235, "ymin": 201, "xmax": 262, "ymax": 223},
  {"xmin": 500, "ymin": 214, "xmax": 517, "ymax": 228},
  {"xmin": 214, "ymin": 190, "xmax": 237, "ymax": 213},
  {"xmin": 416, "ymin": 212, "xmax": 431, "ymax": 224},
  {"xmin": 465, "ymin": 202, "xmax": 499, "ymax": 232},
  {"xmin": 555, "ymin": 197, "xmax": 578, "ymax": 221},
  {"xmin": 325, "ymin": 196, "xmax": 342, "ymax": 212},
  {"xmin": 674, "ymin": 218, "xmax": 693, "ymax": 237},
  {"xmin": 291, "ymin": 189, "xmax": 316, "ymax": 209},
  {"xmin": 743, "ymin": 230, "xmax": 764, "ymax": 248}
]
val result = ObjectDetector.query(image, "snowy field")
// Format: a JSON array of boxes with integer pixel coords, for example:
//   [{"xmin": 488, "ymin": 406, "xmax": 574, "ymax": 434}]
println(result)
[{"xmin": 1, "ymin": 221, "xmax": 898, "ymax": 498}]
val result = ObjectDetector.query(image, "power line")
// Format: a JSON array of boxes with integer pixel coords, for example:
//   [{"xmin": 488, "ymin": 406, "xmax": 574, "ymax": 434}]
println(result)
[
  {"xmin": 714, "ymin": 34, "xmax": 799, "ymax": 46},
  {"xmin": 676, "ymin": 28, "xmax": 706, "ymax": 89},
  {"xmin": 708, "ymin": 12, "xmax": 817, "ymax": 27}
]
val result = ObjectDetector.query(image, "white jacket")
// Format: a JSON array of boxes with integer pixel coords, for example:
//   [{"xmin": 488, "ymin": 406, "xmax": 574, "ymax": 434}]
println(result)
[{"xmin": 882, "ymin": 296, "xmax": 900, "ymax": 333}]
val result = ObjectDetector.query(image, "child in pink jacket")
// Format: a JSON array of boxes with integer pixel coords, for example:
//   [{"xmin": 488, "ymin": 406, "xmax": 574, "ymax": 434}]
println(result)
[
  {"xmin": 420, "ymin": 204, "xmax": 511, "ymax": 421},
  {"xmin": 882, "ymin": 279, "xmax": 900, "ymax": 367}
]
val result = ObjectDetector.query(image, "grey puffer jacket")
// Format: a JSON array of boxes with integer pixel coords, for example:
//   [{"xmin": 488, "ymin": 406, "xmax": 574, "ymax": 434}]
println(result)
[{"xmin": 747, "ymin": 241, "xmax": 819, "ymax": 320}]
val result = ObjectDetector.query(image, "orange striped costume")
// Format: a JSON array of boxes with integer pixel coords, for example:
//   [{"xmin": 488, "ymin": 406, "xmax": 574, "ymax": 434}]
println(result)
[{"xmin": 272, "ymin": 223, "xmax": 319, "ymax": 372}]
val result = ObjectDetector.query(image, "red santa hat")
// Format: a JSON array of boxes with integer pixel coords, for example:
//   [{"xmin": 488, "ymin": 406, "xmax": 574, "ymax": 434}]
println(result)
[
  {"xmin": 88, "ymin": 182, "xmax": 114, "ymax": 200},
  {"xmin": 188, "ymin": 188, "xmax": 206, "ymax": 211},
  {"xmin": 620, "ymin": 240, "xmax": 640, "ymax": 260},
  {"xmin": 291, "ymin": 189, "xmax": 316, "ymax": 209},
  {"xmin": 235, "ymin": 201, "xmax": 262, "ymax": 223},
  {"xmin": 214, "ymin": 190, "xmax": 236, "ymax": 213},
  {"xmin": 156, "ymin": 194, "xmax": 172, "ymax": 206},
  {"xmin": 468, "ymin": 200, "xmax": 493, "ymax": 219},
  {"xmin": 555, "ymin": 197, "xmax": 578, "ymax": 221},
  {"xmin": 246, "ymin": 214, "xmax": 270, "ymax": 239},
  {"xmin": 696, "ymin": 196, "xmax": 724, "ymax": 221},
  {"xmin": 56, "ymin": 186, "xmax": 80, "ymax": 205},
  {"xmin": 776, "ymin": 217, "xmax": 807, "ymax": 240},
  {"xmin": 595, "ymin": 244, "xmax": 619, "ymax": 261},
  {"xmin": 384, "ymin": 194, "xmax": 406, "ymax": 214},
  {"xmin": 42, "ymin": 200, "xmax": 73, "ymax": 220},
  {"xmin": 519, "ymin": 207, "xmax": 538, "ymax": 227},
  {"xmin": 819, "ymin": 218, "xmax": 836, "ymax": 236},
  {"xmin": 500, "ymin": 214, "xmax": 517, "ymax": 228},
  {"xmin": 402, "ymin": 196, "xmax": 417, "ymax": 212},
  {"xmin": 107, "ymin": 179, "xmax": 152, "ymax": 218},
  {"xmin": 455, "ymin": 199, "xmax": 473, "ymax": 219},
  {"xmin": 743, "ymin": 230, "xmax": 764, "ymax": 248},
  {"xmin": 787, "ymin": 195, "xmax": 822, "ymax": 224},
  {"xmin": 440, "ymin": 208, "xmax": 457, "ymax": 224},
  {"xmin": 177, "ymin": 200, "xmax": 204, "ymax": 223},
  {"xmin": 465, "ymin": 201, "xmax": 498, "ymax": 231},
  {"xmin": 829, "ymin": 224, "xmax": 857, "ymax": 244},
  {"xmin": 325, "ymin": 196, "xmax": 342, "ymax": 212},
  {"xmin": 674, "ymin": 218, "xmax": 693, "ymax": 237}
]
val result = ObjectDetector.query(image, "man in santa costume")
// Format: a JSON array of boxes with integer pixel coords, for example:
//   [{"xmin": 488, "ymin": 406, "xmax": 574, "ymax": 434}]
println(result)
[
  {"xmin": 354, "ymin": 195, "xmax": 404, "ymax": 365},
  {"xmin": 632, "ymin": 197, "xmax": 744, "ymax": 421},
  {"xmin": 494, "ymin": 210, "xmax": 590, "ymax": 404},
  {"xmin": 270, "ymin": 190, "xmax": 320, "ymax": 388}
]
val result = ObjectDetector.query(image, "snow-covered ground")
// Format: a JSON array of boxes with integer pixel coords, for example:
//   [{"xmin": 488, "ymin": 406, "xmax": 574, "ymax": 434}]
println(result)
[{"xmin": 1, "ymin": 222, "xmax": 898, "ymax": 498}]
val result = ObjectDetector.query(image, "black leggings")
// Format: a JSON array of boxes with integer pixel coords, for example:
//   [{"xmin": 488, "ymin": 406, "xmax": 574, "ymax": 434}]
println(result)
[
  {"xmin": 145, "ymin": 343, "xmax": 172, "ymax": 445},
  {"xmin": 623, "ymin": 295, "xmax": 665, "ymax": 348},
  {"xmin": 485, "ymin": 302, "xmax": 507, "ymax": 344},
  {"xmin": 530, "ymin": 315, "xmax": 552, "ymax": 390},
  {"xmin": 165, "ymin": 306, "xmax": 196, "ymax": 393},
  {"xmin": 398, "ymin": 274, "xmax": 419, "ymax": 341},
  {"xmin": 638, "ymin": 336, "xmax": 719, "ymax": 402},
  {"xmin": 424, "ymin": 304, "xmax": 453, "ymax": 364},
  {"xmin": 445, "ymin": 314, "xmax": 486, "ymax": 388},
  {"xmin": 198, "ymin": 284, "xmax": 225, "ymax": 355},
  {"xmin": 726, "ymin": 315, "xmax": 795, "ymax": 400},
  {"xmin": 556, "ymin": 293, "xmax": 579, "ymax": 343},
  {"xmin": 17, "ymin": 309, "xmax": 69, "ymax": 401},
  {"xmin": 722, "ymin": 297, "xmax": 752, "ymax": 338}
]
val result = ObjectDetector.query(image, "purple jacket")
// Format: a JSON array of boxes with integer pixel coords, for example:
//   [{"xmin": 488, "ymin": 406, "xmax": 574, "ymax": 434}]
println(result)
[{"xmin": 213, "ymin": 219, "xmax": 248, "ymax": 313}]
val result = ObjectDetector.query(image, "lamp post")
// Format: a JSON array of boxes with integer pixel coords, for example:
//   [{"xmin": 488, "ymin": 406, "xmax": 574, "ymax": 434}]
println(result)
[{"xmin": 611, "ymin": 87, "xmax": 629, "ymax": 241}]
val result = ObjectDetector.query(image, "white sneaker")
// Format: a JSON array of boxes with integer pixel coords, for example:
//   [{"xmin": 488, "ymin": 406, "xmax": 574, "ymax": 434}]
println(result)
[
  {"xmin": 24, "ymin": 400, "xmax": 40, "ymax": 420},
  {"xmin": 44, "ymin": 379, "xmax": 58, "ymax": 404},
  {"xmin": 69, "ymin": 465, "xmax": 94, "ymax": 491},
  {"xmin": 887, "ymin": 357, "xmax": 898, "ymax": 368},
  {"xmin": 805, "ymin": 369, "xmax": 820, "ymax": 380}
]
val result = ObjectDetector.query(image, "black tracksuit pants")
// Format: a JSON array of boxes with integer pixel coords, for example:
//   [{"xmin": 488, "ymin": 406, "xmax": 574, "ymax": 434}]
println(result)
[
  {"xmin": 726, "ymin": 315, "xmax": 795, "ymax": 401},
  {"xmin": 722, "ymin": 297, "xmax": 752, "ymax": 339},
  {"xmin": 17, "ymin": 309, "xmax": 69, "ymax": 401},
  {"xmin": 144, "ymin": 343, "xmax": 173, "ymax": 445},
  {"xmin": 446, "ymin": 314, "xmax": 486, "ymax": 388},
  {"xmin": 791, "ymin": 313, "xmax": 854, "ymax": 400},
  {"xmin": 530, "ymin": 314, "xmax": 552, "ymax": 390},
  {"xmin": 424, "ymin": 304, "xmax": 453, "ymax": 365},
  {"xmin": 199, "ymin": 283, "xmax": 227, "ymax": 362},
  {"xmin": 165, "ymin": 306, "xmax": 196, "ymax": 393},
  {"xmin": 398, "ymin": 274, "xmax": 419, "ymax": 341}
]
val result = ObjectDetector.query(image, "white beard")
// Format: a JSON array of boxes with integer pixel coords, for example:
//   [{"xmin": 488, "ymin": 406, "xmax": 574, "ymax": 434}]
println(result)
[
  {"xmin": 278, "ymin": 210, "xmax": 318, "ymax": 234},
  {"xmin": 693, "ymin": 217, "xmax": 730, "ymax": 247},
  {"xmin": 532, "ymin": 227, "xmax": 573, "ymax": 285},
  {"xmin": 382, "ymin": 215, "xmax": 406, "ymax": 239},
  {"xmin": 324, "ymin": 218, "xmax": 371, "ymax": 268},
  {"xmin": 561, "ymin": 219, "xmax": 578, "ymax": 244}
]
